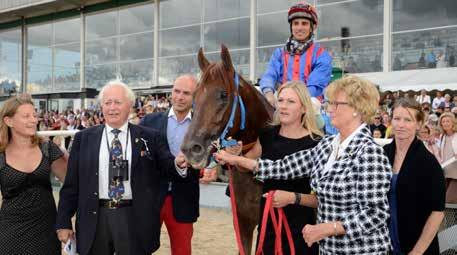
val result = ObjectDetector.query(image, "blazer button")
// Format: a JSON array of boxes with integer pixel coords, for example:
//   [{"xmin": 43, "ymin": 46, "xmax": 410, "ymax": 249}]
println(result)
[
  {"xmin": 94, "ymin": 192, "xmax": 98, "ymax": 196},
  {"xmin": 92, "ymin": 211, "xmax": 97, "ymax": 215},
  {"xmin": 95, "ymin": 172, "xmax": 98, "ymax": 176}
]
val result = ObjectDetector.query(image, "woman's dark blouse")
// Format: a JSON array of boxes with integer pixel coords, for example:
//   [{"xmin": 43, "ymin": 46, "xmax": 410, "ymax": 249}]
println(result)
[{"xmin": 257, "ymin": 126, "xmax": 320, "ymax": 255}]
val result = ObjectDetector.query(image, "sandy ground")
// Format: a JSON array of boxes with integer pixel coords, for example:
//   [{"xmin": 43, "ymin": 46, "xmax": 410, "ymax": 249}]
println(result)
[
  {"xmin": 155, "ymin": 207, "xmax": 241, "ymax": 255},
  {"xmin": 3, "ymin": 193, "xmax": 246, "ymax": 254},
  {"xmin": 1, "ymin": 192, "xmax": 252, "ymax": 255}
]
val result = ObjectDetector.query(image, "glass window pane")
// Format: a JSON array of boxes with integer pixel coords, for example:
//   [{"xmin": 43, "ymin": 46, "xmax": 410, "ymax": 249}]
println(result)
[
  {"xmin": 119, "ymin": 3, "xmax": 154, "ymax": 35},
  {"xmin": 120, "ymin": 32, "xmax": 153, "ymax": 61},
  {"xmin": 0, "ymin": 29, "xmax": 22, "ymax": 94},
  {"xmin": 54, "ymin": 17, "xmax": 81, "ymax": 44},
  {"xmin": 85, "ymin": 38, "xmax": 117, "ymax": 65},
  {"xmin": 316, "ymin": 0, "xmax": 353, "ymax": 4},
  {"xmin": 258, "ymin": 12, "xmax": 289, "ymax": 47},
  {"xmin": 392, "ymin": 28, "xmax": 457, "ymax": 71},
  {"xmin": 85, "ymin": 64, "xmax": 117, "ymax": 89},
  {"xmin": 204, "ymin": 18, "xmax": 250, "ymax": 52},
  {"xmin": 120, "ymin": 60, "xmax": 153, "ymax": 88},
  {"xmin": 318, "ymin": 0, "xmax": 383, "ymax": 39},
  {"xmin": 160, "ymin": 0, "xmax": 201, "ymax": 29},
  {"xmin": 204, "ymin": 0, "xmax": 249, "ymax": 22},
  {"xmin": 257, "ymin": 0, "xmax": 291, "ymax": 14},
  {"xmin": 27, "ymin": 65, "xmax": 52, "ymax": 93},
  {"xmin": 28, "ymin": 23, "xmax": 52, "ymax": 47},
  {"xmin": 256, "ymin": 47, "xmax": 277, "ymax": 78},
  {"xmin": 28, "ymin": 24, "xmax": 52, "ymax": 93},
  {"xmin": 86, "ymin": 10, "xmax": 118, "ymax": 40},
  {"xmin": 54, "ymin": 43, "xmax": 80, "ymax": 91},
  {"xmin": 160, "ymin": 26, "xmax": 200, "ymax": 57},
  {"xmin": 393, "ymin": 0, "xmax": 457, "ymax": 32},
  {"xmin": 319, "ymin": 36, "xmax": 383, "ymax": 73},
  {"xmin": 205, "ymin": 49, "xmax": 250, "ymax": 79},
  {"xmin": 159, "ymin": 56, "xmax": 199, "ymax": 85}
]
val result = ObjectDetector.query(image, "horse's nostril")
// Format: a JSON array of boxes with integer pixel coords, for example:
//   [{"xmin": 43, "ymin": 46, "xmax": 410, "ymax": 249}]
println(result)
[{"xmin": 191, "ymin": 143, "xmax": 204, "ymax": 155}]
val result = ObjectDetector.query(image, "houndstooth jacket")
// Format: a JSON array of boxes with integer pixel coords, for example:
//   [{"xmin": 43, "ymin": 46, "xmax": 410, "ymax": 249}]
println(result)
[{"xmin": 257, "ymin": 125, "xmax": 392, "ymax": 255}]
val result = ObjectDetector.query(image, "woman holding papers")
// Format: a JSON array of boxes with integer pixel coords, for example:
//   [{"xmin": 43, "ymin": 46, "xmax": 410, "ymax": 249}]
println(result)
[{"xmin": 383, "ymin": 98, "xmax": 446, "ymax": 255}]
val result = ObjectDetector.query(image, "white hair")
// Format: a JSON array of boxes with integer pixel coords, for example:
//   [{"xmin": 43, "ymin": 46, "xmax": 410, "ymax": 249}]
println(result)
[{"xmin": 98, "ymin": 80, "xmax": 135, "ymax": 105}]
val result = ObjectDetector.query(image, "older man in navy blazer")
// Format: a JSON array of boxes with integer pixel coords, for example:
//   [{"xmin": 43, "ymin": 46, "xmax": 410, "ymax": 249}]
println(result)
[
  {"xmin": 55, "ymin": 81, "xmax": 189, "ymax": 255},
  {"xmin": 140, "ymin": 75, "xmax": 203, "ymax": 255}
]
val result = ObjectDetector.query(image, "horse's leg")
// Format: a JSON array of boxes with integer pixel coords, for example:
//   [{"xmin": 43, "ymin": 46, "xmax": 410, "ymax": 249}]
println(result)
[{"xmin": 232, "ymin": 170, "xmax": 263, "ymax": 255}]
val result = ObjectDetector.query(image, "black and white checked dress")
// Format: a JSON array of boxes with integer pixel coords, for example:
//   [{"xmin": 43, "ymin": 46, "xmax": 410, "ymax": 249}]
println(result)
[
  {"xmin": 0, "ymin": 141, "xmax": 63, "ymax": 255},
  {"xmin": 256, "ymin": 125, "xmax": 392, "ymax": 254}
]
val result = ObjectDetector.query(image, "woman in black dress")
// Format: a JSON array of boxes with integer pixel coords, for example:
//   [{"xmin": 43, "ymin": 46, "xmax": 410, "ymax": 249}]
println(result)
[
  {"xmin": 0, "ymin": 94, "xmax": 68, "ymax": 255},
  {"xmin": 230, "ymin": 80, "xmax": 322, "ymax": 254}
]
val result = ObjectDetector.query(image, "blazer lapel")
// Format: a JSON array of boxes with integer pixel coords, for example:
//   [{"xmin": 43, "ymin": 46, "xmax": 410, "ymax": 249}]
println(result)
[
  {"xmin": 318, "ymin": 126, "xmax": 370, "ymax": 180},
  {"xmin": 161, "ymin": 110, "xmax": 169, "ymax": 137},
  {"xmin": 129, "ymin": 123, "xmax": 143, "ymax": 173},
  {"xmin": 89, "ymin": 125, "xmax": 104, "ymax": 174}
]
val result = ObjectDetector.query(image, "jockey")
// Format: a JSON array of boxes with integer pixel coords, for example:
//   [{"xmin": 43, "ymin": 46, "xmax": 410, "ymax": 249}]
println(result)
[{"xmin": 260, "ymin": 2, "xmax": 332, "ymax": 106}]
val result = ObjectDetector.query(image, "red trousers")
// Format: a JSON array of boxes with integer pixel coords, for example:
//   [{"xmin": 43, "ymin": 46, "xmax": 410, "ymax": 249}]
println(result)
[{"xmin": 160, "ymin": 195, "xmax": 194, "ymax": 255}]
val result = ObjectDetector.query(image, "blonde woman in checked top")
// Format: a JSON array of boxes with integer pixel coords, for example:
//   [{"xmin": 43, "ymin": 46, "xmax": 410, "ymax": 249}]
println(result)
[{"xmin": 215, "ymin": 75, "xmax": 392, "ymax": 255}]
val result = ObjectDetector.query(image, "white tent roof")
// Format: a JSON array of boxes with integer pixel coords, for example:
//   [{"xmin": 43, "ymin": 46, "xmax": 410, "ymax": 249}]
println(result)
[{"xmin": 355, "ymin": 67, "xmax": 457, "ymax": 92}]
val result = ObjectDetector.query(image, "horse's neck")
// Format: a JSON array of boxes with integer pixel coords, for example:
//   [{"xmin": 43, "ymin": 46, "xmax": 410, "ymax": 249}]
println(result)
[{"xmin": 237, "ymin": 82, "xmax": 273, "ymax": 144}]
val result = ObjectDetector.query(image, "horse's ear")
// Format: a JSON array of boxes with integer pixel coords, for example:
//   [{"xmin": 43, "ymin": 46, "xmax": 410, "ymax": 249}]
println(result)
[
  {"xmin": 198, "ymin": 47, "xmax": 210, "ymax": 72},
  {"xmin": 220, "ymin": 44, "xmax": 234, "ymax": 71}
]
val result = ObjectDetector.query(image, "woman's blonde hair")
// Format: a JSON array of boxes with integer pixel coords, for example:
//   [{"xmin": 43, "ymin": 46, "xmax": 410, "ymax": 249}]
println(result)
[
  {"xmin": 271, "ymin": 80, "xmax": 323, "ymax": 139},
  {"xmin": 439, "ymin": 112, "xmax": 457, "ymax": 133},
  {"xmin": 0, "ymin": 94, "xmax": 41, "ymax": 152},
  {"xmin": 325, "ymin": 75, "xmax": 380, "ymax": 123}
]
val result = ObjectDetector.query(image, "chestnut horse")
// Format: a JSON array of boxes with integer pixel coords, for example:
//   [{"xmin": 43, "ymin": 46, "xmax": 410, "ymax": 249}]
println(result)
[{"xmin": 181, "ymin": 45, "xmax": 274, "ymax": 254}]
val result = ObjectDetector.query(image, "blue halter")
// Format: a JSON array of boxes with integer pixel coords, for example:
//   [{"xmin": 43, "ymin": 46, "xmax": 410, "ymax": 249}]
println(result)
[{"xmin": 219, "ymin": 73, "xmax": 246, "ymax": 148}]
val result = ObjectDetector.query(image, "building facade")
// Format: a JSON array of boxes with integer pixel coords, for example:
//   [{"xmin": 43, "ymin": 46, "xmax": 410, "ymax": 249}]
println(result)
[{"xmin": 0, "ymin": 0, "xmax": 456, "ymax": 111}]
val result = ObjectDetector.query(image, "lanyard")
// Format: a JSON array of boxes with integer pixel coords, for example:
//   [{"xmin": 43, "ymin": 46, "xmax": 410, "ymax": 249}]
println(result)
[{"xmin": 105, "ymin": 126, "xmax": 129, "ymax": 160}]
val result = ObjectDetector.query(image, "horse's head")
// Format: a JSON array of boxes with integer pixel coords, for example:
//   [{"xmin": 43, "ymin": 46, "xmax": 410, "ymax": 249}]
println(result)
[{"xmin": 181, "ymin": 45, "xmax": 247, "ymax": 169}]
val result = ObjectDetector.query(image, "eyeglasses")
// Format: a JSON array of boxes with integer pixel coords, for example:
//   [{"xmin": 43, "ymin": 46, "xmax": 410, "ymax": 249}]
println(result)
[{"xmin": 323, "ymin": 100, "xmax": 350, "ymax": 111}]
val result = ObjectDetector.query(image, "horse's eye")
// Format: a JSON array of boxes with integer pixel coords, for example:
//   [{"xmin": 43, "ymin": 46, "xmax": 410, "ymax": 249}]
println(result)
[{"xmin": 219, "ymin": 91, "xmax": 228, "ymax": 100}]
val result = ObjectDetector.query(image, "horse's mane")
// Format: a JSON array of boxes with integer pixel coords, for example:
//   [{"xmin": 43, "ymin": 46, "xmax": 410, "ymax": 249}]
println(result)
[
  {"xmin": 199, "ymin": 62, "xmax": 233, "ymax": 90},
  {"xmin": 199, "ymin": 62, "xmax": 274, "ymax": 115}
]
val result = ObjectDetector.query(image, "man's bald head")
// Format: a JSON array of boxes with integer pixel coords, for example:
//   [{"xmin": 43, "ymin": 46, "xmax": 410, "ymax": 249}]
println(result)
[{"xmin": 171, "ymin": 74, "xmax": 198, "ymax": 115}]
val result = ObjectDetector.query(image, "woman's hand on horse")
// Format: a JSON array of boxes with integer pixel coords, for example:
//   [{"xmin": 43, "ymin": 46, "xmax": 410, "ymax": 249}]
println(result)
[
  {"xmin": 213, "ymin": 150, "xmax": 236, "ymax": 166},
  {"xmin": 225, "ymin": 141, "xmax": 243, "ymax": 155},
  {"xmin": 214, "ymin": 151, "xmax": 257, "ymax": 172},
  {"xmin": 263, "ymin": 190, "xmax": 294, "ymax": 208},
  {"xmin": 302, "ymin": 223, "xmax": 334, "ymax": 247}
]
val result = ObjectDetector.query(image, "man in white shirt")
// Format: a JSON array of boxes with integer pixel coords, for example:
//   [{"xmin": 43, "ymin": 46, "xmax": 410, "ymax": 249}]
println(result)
[
  {"xmin": 56, "ymin": 81, "xmax": 188, "ymax": 255},
  {"xmin": 416, "ymin": 89, "xmax": 431, "ymax": 105},
  {"xmin": 432, "ymin": 91, "xmax": 446, "ymax": 111}
]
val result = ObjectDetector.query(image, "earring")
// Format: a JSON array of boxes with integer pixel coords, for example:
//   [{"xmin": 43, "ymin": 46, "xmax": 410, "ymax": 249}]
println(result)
[{"xmin": 352, "ymin": 112, "xmax": 357, "ymax": 117}]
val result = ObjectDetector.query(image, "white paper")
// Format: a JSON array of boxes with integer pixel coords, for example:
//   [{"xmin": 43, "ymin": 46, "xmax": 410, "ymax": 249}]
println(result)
[{"xmin": 63, "ymin": 238, "xmax": 76, "ymax": 255}]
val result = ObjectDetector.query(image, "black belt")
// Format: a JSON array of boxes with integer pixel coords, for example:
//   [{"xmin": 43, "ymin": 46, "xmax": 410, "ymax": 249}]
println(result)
[{"xmin": 99, "ymin": 199, "xmax": 132, "ymax": 209}]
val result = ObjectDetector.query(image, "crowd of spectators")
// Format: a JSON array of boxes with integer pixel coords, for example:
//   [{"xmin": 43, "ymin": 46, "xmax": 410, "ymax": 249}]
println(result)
[
  {"xmin": 40, "ymin": 89, "xmax": 457, "ymax": 189},
  {"xmin": 373, "ymin": 89, "xmax": 457, "ymax": 167}
]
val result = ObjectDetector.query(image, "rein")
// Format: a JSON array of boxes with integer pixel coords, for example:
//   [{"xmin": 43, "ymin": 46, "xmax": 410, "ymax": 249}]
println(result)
[{"xmin": 256, "ymin": 191, "xmax": 295, "ymax": 255}]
